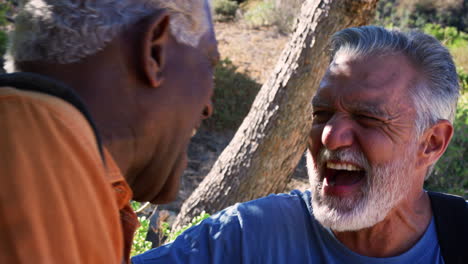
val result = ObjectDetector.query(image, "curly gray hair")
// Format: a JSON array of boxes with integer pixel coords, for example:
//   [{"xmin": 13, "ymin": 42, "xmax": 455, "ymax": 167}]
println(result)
[{"xmin": 7, "ymin": 0, "xmax": 211, "ymax": 66}]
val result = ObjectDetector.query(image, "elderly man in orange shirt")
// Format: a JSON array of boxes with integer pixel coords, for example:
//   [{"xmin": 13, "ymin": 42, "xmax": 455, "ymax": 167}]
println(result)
[{"xmin": 0, "ymin": 0, "xmax": 219, "ymax": 263}]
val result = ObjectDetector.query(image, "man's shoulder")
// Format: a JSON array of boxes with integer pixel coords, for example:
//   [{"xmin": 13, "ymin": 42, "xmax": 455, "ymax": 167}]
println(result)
[
  {"xmin": 1, "ymin": 83, "xmax": 131, "ymax": 200},
  {"xmin": 237, "ymin": 189, "xmax": 312, "ymax": 214},
  {"xmin": 0, "ymin": 72, "xmax": 103, "ymax": 157},
  {"xmin": 208, "ymin": 190, "xmax": 313, "ymax": 231},
  {"xmin": 0, "ymin": 85, "xmax": 124, "ymax": 264},
  {"xmin": 0, "ymin": 85, "xmax": 96, "ymax": 139},
  {"xmin": 427, "ymin": 191, "xmax": 467, "ymax": 212},
  {"xmin": 427, "ymin": 191, "xmax": 468, "ymax": 264}
]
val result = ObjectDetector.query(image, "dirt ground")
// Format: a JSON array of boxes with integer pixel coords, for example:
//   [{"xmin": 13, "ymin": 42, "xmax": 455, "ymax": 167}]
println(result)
[{"xmin": 215, "ymin": 21, "xmax": 289, "ymax": 83}]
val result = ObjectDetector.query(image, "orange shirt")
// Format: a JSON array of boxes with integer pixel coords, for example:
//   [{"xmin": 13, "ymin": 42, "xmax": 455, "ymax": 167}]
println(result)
[
  {"xmin": 104, "ymin": 149, "xmax": 140, "ymax": 263},
  {"xmin": 0, "ymin": 87, "xmax": 138, "ymax": 263}
]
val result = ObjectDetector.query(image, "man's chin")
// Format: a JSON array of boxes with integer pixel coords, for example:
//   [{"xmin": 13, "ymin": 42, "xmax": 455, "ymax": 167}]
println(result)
[
  {"xmin": 313, "ymin": 199, "xmax": 361, "ymax": 231},
  {"xmin": 152, "ymin": 153, "xmax": 187, "ymax": 204},
  {"xmin": 311, "ymin": 188, "xmax": 391, "ymax": 232},
  {"xmin": 150, "ymin": 189, "xmax": 179, "ymax": 204}
]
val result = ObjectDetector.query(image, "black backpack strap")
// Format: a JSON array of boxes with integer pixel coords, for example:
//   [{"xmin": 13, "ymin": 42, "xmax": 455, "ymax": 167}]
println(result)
[
  {"xmin": 428, "ymin": 191, "xmax": 468, "ymax": 264},
  {"xmin": 0, "ymin": 72, "xmax": 105, "ymax": 164}
]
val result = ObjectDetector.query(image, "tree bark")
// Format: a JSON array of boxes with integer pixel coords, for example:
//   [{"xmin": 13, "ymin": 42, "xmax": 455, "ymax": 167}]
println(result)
[{"xmin": 173, "ymin": 0, "xmax": 378, "ymax": 229}]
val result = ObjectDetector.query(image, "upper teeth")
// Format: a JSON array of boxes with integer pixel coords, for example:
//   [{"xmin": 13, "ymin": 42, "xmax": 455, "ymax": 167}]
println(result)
[{"xmin": 327, "ymin": 162, "xmax": 362, "ymax": 171}]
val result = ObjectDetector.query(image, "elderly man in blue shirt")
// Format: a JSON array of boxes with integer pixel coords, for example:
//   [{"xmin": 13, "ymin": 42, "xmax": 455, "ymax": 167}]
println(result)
[{"xmin": 133, "ymin": 26, "xmax": 466, "ymax": 264}]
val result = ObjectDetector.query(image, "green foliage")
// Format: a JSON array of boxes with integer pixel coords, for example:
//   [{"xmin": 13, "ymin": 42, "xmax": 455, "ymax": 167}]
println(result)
[
  {"xmin": 422, "ymin": 23, "xmax": 468, "ymax": 47},
  {"xmin": 130, "ymin": 202, "xmax": 211, "ymax": 254},
  {"xmin": 160, "ymin": 211, "xmax": 210, "ymax": 244},
  {"xmin": 0, "ymin": 2, "xmax": 12, "ymax": 57},
  {"xmin": 458, "ymin": 68, "xmax": 468, "ymax": 93},
  {"xmin": 409, "ymin": 0, "xmax": 468, "ymax": 32},
  {"xmin": 243, "ymin": 0, "xmax": 275, "ymax": 28},
  {"xmin": 374, "ymin": 0, "xmax": 468, "ymax": 32},
  {"xmin": 269, "ymin": 0, "xmax": 303, "ymax": 34},
  {"xmin": 213, "ymin": 0, "xmax": 239, "ymax": 22},
  {"xmin": 204, "ymin": 58, "xmax": 261, "ymax": 131},
  {"xmin": 451, "ymin": 47, "xmax": 468, "ymax": 76},
  {"xmin": 131, "ymin": 215, "xmax": 152, "ymax": 256},
  {"xmin": 374, "ymin": 0, "xmax": 400, "ymax": 28},
  {"xmin": 0, "ymin": 4, "xmax": 9, "ymax": 27},
  {"xmin": 130, "ymin": 201, "xmax": 141, "ymax": 211},
  {"xmin": 421, "ymin": 23, "xmax": 468, "ymax": 92},
  {"xmin": 241, "ymin": 0, "xmax": 302, "ymax": 33},
  {"xmin": 425, "ymin": 93, "xmax": 468, "ymax": 198},
  {"xmin": 0, "ymin": 30, "xmax": 7, "ymax": 57},
  {"xmin": 130, "ymin": 201, "xmax": 152, "ymax": 256}
]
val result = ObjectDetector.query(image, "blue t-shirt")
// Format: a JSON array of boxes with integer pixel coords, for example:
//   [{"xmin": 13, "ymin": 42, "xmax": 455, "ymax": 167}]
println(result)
[{"xmin": 132, "ymin": 190, "xmax": 444, "ymax": 264}]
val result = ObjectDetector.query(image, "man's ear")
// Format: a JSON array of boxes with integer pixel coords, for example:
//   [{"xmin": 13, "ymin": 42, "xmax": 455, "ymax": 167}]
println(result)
[
  {"xmin": 140, "ymin": 13, "xmax": 170, "ymax": 88},
  {"xmin": 417, "ymin": 120, "xmax": 453, "ymax": 168}
]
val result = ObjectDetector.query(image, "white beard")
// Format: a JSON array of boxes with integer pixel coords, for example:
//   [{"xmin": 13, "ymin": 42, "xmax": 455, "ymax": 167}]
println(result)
[{"xmin": 306, "ymin": 145, "xmax": 416, "ymax": 231}]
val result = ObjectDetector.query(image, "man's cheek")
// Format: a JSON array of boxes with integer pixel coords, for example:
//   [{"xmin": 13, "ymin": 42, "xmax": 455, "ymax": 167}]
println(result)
[
  {"xmin": 306, "ymin": 151, "xmax": 319, "ymax": 173},
  {"xmin": 308, "ymin": 128, "xmax": 321, "ymax": 147}
]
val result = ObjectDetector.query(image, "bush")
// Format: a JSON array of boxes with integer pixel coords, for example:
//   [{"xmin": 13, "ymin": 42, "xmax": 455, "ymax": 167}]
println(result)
[
  {"xmin": 242, "ymin": 0, "xmax": 303, "ymax": 33},
  {"xmin": 204, "ymin": 58, "xmax": 261, "ymax": 131},
  {"xmin": 421, "ymin": 23, "xmax": 468, "ymax": 91},
  {"xmin": 0, "ymin": 2, "xmax": 12, "ymax": 57},
  {"xmin": 422, "ymin": 23, "xmax": 468, "ymax": 47},
  {"xmin": 0, "ymin": 30, "xmax": 7, "ymax": 58},
  {"xmin": 425, "ymin": 92, "xmax": 468, "ymax": 197},
  {"xmin": 130, "ymin": 202, "xmax": 152, "ymax": 256},
  {"xmin": 451, "ymin": 48, "xmax": 468, "ymax": 77},
  {"xmin": 458, "ymin": 68, "xmax": 468, "ymax": 93},
  {"xmin": 243, "ymin": 0, "xmax": 275, "ymax": 28},
  {"xmin": 213, "ymin": 0, "xmax": 239, "ymax": 22},
  {"xmin": 131, "ymin": 215, "xmax": 152, "ymax": 256},
  {"xmin": 269, "ymin": 0, "xmax": 303, "ymax": 34},
  {"xmin": 374, "ymin": 0, "xmax": 468, "ymax": 32}
]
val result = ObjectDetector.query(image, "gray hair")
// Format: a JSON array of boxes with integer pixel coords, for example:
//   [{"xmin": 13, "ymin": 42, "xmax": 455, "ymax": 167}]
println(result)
[
  {"xmin": 329, "ymin": 26, "xmax": 460, "ymax": 178},
  {"xmin": 7, "ymin": 0, "xmax": 211, "ymax": 66}
]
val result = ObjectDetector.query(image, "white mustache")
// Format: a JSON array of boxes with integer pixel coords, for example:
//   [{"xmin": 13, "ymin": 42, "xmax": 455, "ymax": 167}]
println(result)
[{"xmin": 318, "ymin": 148, "xmax": 369, "ymax": 171}]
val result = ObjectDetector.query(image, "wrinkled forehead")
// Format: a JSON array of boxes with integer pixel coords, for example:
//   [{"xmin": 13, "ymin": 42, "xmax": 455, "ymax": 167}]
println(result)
[
  {"xmin": 313, "ymin": 53, "xmax": 422, "ymax": 114},
  {"xmin": 320, "ymin": 53, "xmax": 419, "ymax": 93}
]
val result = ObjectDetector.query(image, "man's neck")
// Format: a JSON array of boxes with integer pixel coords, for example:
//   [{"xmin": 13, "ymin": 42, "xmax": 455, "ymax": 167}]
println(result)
[{"xmin": 333, "ymin": 190, "xmax": 432, "ymax": 258}]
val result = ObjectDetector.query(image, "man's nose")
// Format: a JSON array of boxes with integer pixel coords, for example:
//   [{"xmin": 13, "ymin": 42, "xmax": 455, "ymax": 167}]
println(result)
[
  {"xmin": 201, "ymin": 101, "xmax": 213, "ymax": 120},
  {"xmin": 321, "ymin": 115, "xmax": 354, "ymax": 150}
]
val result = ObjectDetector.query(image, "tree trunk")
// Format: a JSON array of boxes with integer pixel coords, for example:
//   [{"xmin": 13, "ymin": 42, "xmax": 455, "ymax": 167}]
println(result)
[{"xmin": 173, "ymin": 0, "xmax": 378, "ymax": 229}]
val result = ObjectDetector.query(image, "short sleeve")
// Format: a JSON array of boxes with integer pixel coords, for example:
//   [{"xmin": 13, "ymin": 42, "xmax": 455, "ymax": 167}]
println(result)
[{"xmin": 0, "ymin": 91, "xmax": 123, "ymax": 263}]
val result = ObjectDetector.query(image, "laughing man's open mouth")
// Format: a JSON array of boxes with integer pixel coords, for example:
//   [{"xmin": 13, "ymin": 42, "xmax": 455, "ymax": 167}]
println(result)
[{"xmin": 323, "ymin": 161, "xmax": 366, "ymax": 196}]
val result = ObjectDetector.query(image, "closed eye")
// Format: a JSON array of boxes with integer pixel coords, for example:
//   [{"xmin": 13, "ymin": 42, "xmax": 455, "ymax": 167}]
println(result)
[
  {"xmin": 355, "ymin": 114, "xmax": 380, "ymax": 121},
  {"xmin": 354, "ymin": 114, "xmax": 384, "ymax": 126}
]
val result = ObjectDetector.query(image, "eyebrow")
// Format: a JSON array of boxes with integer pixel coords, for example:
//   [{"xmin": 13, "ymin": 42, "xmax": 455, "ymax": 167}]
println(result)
[
  {"xmin": 311, "ymin": 95, "xmax": 391, "ymax": 119},
  {"xmin": 350, "ymin": 102, "xmax": 390, "ymax": 118}
]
